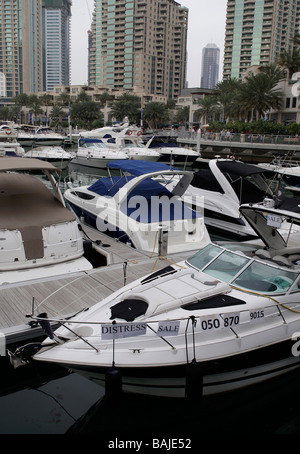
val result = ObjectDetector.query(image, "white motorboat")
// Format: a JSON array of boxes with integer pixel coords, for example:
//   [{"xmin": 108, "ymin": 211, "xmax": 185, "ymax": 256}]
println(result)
[
  {"xmin": 259, "ymin": 160, "xmax": 300, "ymax": 193},
  {"xmin": 64, "ymin": 160, "xmax": 208, "ymax": 255},
  {"xmin": 24, "ymin": 146, "xmax": 74, "ymax": 169},
  {"xmin": 13, "ymin": 125, "xmax": 36, "ymax": 147},
  {"xmin": 0, "ymin": 157, "xmax": 95, "ymax": 285},
  {"xmin": 33, "ymin": 127, "xmax": 65, "ymax": 146},
  {"xmin": 0, "ymin": 123, "xmax": 18, "ymax": 141},
  {"xmin": 28, "ymin": 202, "xmax": 300, "ymax": 398},
  {"xmin": 81, "ymin": 124, "xmax": 160, "ymax": 161},
  {"xmin": 104, "ymin": 135, "xmax": 160, "ymax": 162},
  {"xmin": 71, "ymin": 138, "xmax": 129, "ymax": 168},
  {"xmin": 145, "ymin": 136, "xmax": 200, "ymax": 166},
  {"xmin": 79, "ymin": 120, "xmax": 141, "ymax": 140},
  {"xmin": 178, "ymin": 159, "xmax": 300, "ymax": 240},
  {"xmin": 0, "ymin": 141, "xmax": 25, "ymax": 157}
]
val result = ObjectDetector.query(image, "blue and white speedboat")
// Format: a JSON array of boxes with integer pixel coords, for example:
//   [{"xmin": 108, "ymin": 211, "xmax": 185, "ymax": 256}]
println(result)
[{"xmin": 64, "ymin": 160, "xmax": 209, "ymax": 255}]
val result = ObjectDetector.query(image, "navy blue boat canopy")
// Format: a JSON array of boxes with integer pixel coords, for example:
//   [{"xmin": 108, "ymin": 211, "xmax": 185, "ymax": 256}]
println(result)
[
  {"xmin": 79, "ymin": 138, "xmax": 104, "ymax": 146},
  {"xmin": 106, "ymin": 160, "xmax": 177, "ymax": 176}
]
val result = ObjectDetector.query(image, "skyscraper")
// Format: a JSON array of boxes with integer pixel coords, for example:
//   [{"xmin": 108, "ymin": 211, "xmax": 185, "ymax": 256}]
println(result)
[
  {"xmin": 88, "ymin": 0, "xmax": 188, "ymax": 100},
  {"xmin": 223, "ymin": 0, "xmax": 300, "ymax": 80},
  {"xmin": 0, "ymin": 0, "xmax": 43, "ymax": 97},
  {"xmin": 201, "ymin": 43, "xmax": 220, "ymax": 89},
  {"xmin": 42, "ymin": 0, "xmax": 72, "ymax": 91}
]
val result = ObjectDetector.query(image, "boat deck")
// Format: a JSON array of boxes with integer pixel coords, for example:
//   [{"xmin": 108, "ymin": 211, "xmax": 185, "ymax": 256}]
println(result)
[{"xmin": 0, "ymin": 226, "xmax": 197, "ymax": 346}]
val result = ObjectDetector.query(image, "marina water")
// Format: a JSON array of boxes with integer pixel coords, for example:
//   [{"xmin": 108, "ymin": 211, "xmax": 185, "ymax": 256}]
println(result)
[{"xmin": 1, "ymin": 151, "xmax": 300, "ymax": 436}]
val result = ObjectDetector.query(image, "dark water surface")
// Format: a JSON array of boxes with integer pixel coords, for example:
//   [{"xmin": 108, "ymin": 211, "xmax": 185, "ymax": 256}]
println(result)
[{"xmin": 1, "ymin": 355, "xmax": 300, "ymax": 435}]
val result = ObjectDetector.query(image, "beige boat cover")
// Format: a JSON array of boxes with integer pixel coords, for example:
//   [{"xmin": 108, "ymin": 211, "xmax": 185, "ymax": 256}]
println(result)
[{"xmin": 0, "ymin": 173, "xmax": 76, "ymax": 260}]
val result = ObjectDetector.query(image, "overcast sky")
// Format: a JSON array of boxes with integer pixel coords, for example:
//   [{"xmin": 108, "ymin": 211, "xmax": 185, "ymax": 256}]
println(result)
[{"xmin": 70, "ymin": 0, "xmax": 227, "ymax": 87}]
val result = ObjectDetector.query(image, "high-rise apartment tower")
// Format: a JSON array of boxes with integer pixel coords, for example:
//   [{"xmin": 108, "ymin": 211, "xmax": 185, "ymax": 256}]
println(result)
[
  {"xmin": 89, "ymin": 0, "xmax": 188, "ymax": 100},
  {"xmin": 0, "ymin": 0, "xmax": 43, "ymax": 97},
  {"xmin": 201, "ymin": 43, "xmax": 220, "ymax": 89},
  {"xmin": 223, "ymin": 0, "xmax": 300, "ymax": 80}
]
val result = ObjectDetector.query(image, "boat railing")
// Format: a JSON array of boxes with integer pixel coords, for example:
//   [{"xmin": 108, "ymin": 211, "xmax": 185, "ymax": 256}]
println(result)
[
  {"xmin": 29, "ymin": 299, "xmax": 300, "ymax": 354},
  {"xmin": 177, "ymin": 131, "xmax": 300, "ymax": 147}
]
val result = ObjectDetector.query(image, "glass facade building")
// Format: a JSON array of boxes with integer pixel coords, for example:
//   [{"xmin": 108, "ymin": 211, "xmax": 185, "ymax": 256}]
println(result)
[
  {"xmin": 89, "ymin": 0, "xmax": 188, "ymax": 100},
  {"xmin": 201, "ymin": 43, "xmax": 220, "ymax": 89},
  {"xmin": 223, "ymin": 0, "xmax": 300, "ymax": 80},
  {"xmin": 0, "ymin": 0, "xmax": 43, "ymax": 97},
  {"xmin": 43, "ymin": 0, "xmax": 72, "ymax": 91}
]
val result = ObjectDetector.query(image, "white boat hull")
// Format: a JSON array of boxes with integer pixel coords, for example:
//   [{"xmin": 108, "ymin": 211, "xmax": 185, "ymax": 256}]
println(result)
[
  {"xmin": 71, "ymin": 155, "xmax": 128, "ymax": 168},
  {"xmin": 34, "ymin": 339, "xmax": 300, "ymax": 398}
]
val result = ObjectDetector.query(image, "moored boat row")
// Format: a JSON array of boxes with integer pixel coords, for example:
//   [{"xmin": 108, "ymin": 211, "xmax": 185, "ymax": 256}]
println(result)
[{"xmin": 3, "ymin": 121, "xmax": 300, "ymax": 400}]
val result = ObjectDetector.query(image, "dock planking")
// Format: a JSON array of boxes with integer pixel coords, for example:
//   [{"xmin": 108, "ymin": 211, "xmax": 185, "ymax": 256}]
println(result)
[{"xmin": 0, "ymin": 224, "xmax": 195, "ymax": 345}]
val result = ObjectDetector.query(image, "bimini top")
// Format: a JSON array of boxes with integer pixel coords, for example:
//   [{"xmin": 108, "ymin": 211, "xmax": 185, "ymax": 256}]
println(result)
[
  {"xmin": 106, "ymin": 159, "xmax": 177, "ymax": 176},
  {"xmin": 0, "ymin": 157, "xmax": 61, "ymax": 173},
  {"xmin": 216, "ymin": 160, "xmax": 268, "ymax": 178}
]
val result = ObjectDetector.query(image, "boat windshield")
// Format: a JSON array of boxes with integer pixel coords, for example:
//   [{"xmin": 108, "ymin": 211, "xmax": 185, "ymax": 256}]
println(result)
[
  {"xmin": 82, "ymin": 142, "xmax": 107, "ymax": 149},
  {"xmin": 187, "ymin": 244, "xmax": 298, "ymax": 294}
]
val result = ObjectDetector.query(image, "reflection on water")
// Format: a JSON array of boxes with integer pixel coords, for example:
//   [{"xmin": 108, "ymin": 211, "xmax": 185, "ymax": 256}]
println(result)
[{"xmin": 1, "ymin": 355, "xmax": 300, "ymax": 435}]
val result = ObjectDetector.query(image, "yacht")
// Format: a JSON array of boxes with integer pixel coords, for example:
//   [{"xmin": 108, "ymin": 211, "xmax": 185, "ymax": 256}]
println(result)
[
  {"xmin": 81, "ymin": 124, "xmax": 160, "ymax": 161},
  {"xmin": 28, "ymin": 202, "xmax": 300, "ymax": 397},
  {"xmin": 71, "ymin": 138, "xmax": 129, "ymax": 168},
  {"xmin": 64, "ymin": 160, "xmax": 209, "ymax": 255},
  {"xmin": 146, "ymin": 136, "xmax": 200, "ymax": 166},
  {"xmin": 34, "ymin": 127, "xmax": 65, "ymax": 146},
  {"xmin": 0, "ymin": 123, "xmax": 35, "ymax": 146},
  {"xmin": 0, "ymin": 141, "xmax": 25, "ymax": 157},
  {"xmin": 178, "ymin": 159, "xmax": 300, "ymax": 240},
  {"xmin": 79, "ymin": 120, "xmax": 141, "ymax": 140},
  {"xmin": 24, "ymin": 146, "xmax": 74, "ymax": 169},
  {"xmin": 0, "ymin": 157, "xmax": 95, "ymax": 285}
]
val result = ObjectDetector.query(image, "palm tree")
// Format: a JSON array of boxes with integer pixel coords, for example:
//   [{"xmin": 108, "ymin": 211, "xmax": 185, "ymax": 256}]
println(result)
[
  {"xmin": 194, "ymin": 97, "xmax": 219, "ymax": 125},
  {"xmin": 213, "ymin": 78, "xmax": 243, "ymax": 121},
  {"xmin": 110, "ymin": 93, "xmax": 141, "ymax": 123},
  {"xmin": 12, "ymin": 93, "xmax": 30, "ymax": 124},
  {"xmin": 277, "ymin": 47, "xmax": 300, "ymax": 79},
  {"xmin": 238, "ymin": 72, "xmax": 284, "ymax": 120},
  {"xmin": 49, "ymin": 104, "xmax": 64, "ymax": 128},
  {"xmin": 27, "ymin": 95, "xmax": 43, "ymax": 125},
  {"xmin": 174, "ymin": 106, "xmax": 190, "ymax": 126},
  {"xmin": 71, "ymin": 101, "xmax": 102, "ymax": 128},
  {"xmin": 143, "ymin": 102, "xmax": 169, "ymax": 129}
]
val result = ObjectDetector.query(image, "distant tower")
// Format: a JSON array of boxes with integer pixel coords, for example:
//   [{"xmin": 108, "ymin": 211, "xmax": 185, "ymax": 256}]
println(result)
[
  {"xmin": 201, "ymin": 43, "xmax": 220, "ymax": 89},
  {"xmin": 43, "ymin": 0, "xmax": 72, "ymax": 91}
]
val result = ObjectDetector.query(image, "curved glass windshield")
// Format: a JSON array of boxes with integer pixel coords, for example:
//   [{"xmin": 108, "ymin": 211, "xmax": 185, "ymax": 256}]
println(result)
[
  {"xmin": 232, "ymin": 261, "xmax": 297, "ymax": 293},
  {"xmin": 188, "ymin": 244, "xmax": 298, "ymax": 294}
]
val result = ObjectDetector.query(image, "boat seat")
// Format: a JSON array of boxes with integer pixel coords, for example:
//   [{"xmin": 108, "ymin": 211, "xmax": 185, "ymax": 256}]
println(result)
[
  {"xmin": 255, "ymin": 249, "xmax": 272, "ymax": 259},
  {"xmin": 272, "ymin": 255, "xmax": 292, "ymax": 267}
]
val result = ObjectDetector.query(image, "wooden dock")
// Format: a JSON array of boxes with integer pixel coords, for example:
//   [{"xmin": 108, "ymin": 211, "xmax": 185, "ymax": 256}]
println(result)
[{"xmin": 0, "ymin": 226, "xmax": 197, "ymax": 346}]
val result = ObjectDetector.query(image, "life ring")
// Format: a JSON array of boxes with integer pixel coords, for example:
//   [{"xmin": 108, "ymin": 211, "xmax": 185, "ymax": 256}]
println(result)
[
  {"xmin": 6, "ymin": 129, "xmax": 12, "ymax": 135},
  {"xmin": 127, "ymin": 130, "xmax": 133, "ymax": 135},
  {"xmin": 137, "ymin": 131, "xmax": 142, "ymax": 136}
]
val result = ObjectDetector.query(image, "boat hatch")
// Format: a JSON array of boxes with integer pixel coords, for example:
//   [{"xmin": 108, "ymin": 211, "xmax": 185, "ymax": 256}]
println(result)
[
  {"xmin": 110, "ymin": 298, "xmax": 148, "ymax": 322},
  {"xmin": 182, "ymin": 294, "xmax": 246, "ymax": 311}
]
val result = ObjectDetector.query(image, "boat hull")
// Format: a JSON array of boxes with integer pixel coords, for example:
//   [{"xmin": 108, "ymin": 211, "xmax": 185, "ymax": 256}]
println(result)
[
  {"xmin": 35, "ymin": 339, "xmax": 300, "ymax": 398},
  {"xmin": 157, "ymin": 153, "xmax": 198, "ymax": 166},
  {"xmin": 71, "ymin": 156, "xmax": 128, "ymax": 168}
]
